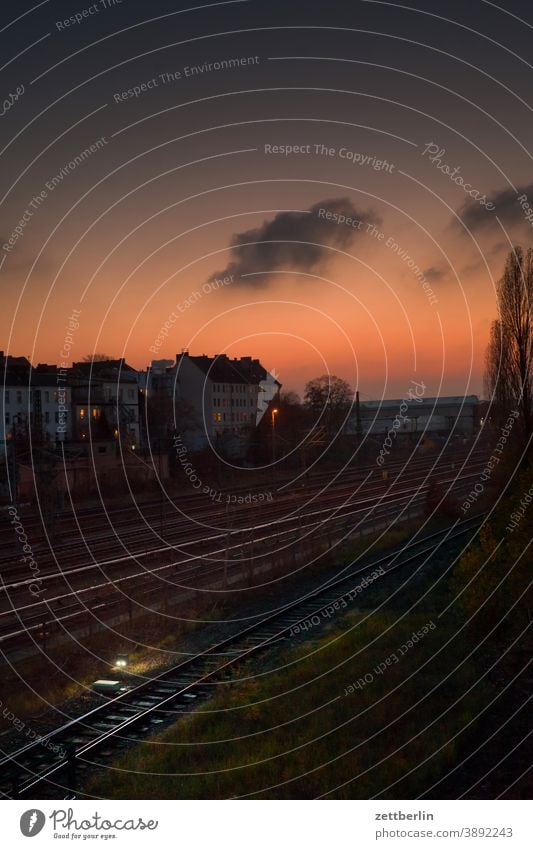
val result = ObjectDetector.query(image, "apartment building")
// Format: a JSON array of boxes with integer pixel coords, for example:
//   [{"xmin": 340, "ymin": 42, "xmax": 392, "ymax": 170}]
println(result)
[
  {"xmin": 70, "ymin": 359, "xmax": 140, "ymax": 447},
  {"xmin": 0, "ymin": 354, "xmax": 72, "ymax": 450},
  {"xmin": 169, "ymin": 352, "xmax": 281, "ymax": 451}
]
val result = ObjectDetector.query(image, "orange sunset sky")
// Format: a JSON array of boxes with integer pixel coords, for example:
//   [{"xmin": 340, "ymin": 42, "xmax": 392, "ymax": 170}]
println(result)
[{"xmin": 2, "ymin": 0, "xmax": 532, "ymax": 399}]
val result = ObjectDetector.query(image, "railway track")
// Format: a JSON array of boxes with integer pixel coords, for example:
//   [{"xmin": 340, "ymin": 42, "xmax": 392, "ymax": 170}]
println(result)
[
  {"xmin": 0, "ymin": 467, "xmax": 480, "ymax": 647},
  {"xmin": 0, "ymin": 447, "xmax": 486, "ymax": 561},
  {"xmin": 0, "ymin": 449, "xmax": 487, "ymax": 588},
  {"xmin": 0, "ymin": 514, "xmax": 483, "ymax": 800}
]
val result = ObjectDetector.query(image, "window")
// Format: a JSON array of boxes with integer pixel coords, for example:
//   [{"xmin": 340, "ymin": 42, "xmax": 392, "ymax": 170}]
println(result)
[
  {"xmin": 55, "ymin": 412, "xmax": 59, "ymax": 423},
  {"xmin": 128, "ymin": 389, "xmax": 134, "ymax": 400},
  {"xmin": 5, "ymin": 413, "xmax": 10, "ymax": 424},
  {"xmin": 5, "ymin": 391, "xmax": 9, "ymax": 404},
  {"xmin": 79, "ymin": 408, "xmax": 86, "ymax": 419},
  {"xmin": 44, "ymin": 412, "xmax": 50, "ymax": 423},
  {"xmin": 92, "ymin": 408, "xmax": 99, "ymax": 419},
  {"xmin": 17, "ymin": 391, "xmax": 22, "ymax": 404},
  {"xmin": 44, "ymin": 391, "xmax": 49, "ymax": 402},
  {"xmin": 213, "ymin": 412, "xmax": 222, "ymax": 422}
]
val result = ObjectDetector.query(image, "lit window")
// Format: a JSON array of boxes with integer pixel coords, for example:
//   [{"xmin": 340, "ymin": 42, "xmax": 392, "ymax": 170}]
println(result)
[
  {"xmin": 79, "ymin": 408, "xmax": 86, "ymax": 419},
  {"xmin": 92, "ymin": 408, "xmax": 99, "ymax": 418}
]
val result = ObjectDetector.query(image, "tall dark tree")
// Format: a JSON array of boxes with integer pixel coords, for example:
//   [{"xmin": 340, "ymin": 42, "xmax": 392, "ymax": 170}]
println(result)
[
  {"xmin": 303, "ymin": 374, "xmax": 352, "ymax": 435},
  {"xmin": 485, "ymin": 246, "xmax": 533, "ymax": 446}
]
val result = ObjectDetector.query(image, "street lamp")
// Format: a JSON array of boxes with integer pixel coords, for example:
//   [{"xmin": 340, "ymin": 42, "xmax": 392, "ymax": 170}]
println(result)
[{"xmin": 271, "ymin": 407, "xmax": 279, "ymax": 462}]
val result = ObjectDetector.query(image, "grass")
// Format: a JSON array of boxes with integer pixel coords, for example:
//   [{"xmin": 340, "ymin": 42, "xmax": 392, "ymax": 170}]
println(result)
[
  {"xmin": 86, "ymin": 598, "xmax": 489, "ymax": 799},
  {"xmin": 0, "ymin": 608, "xmax": 208, "ymax": 733},
  {"xmin": 0, "ymin": 516, "xmax": 428, "ymax": 733}
]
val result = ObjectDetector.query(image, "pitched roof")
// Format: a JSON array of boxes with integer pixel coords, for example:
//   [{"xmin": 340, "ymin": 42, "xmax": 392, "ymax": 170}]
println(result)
[
  {"xmin": 71, "ymin": 359, "xmax": 138, "ymax": 382},
  {"xmin": 0, "ymin": 353, "xmax": 31, "ymax": 370},
  {"xmin": 176, "ymin": 352, "xmax": 273, "ymax": 385}
]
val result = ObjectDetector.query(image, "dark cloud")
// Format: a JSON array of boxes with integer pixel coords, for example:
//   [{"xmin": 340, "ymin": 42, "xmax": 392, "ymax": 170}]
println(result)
[
  {"xmin": 455, "ymin": 182, "xmax": 533, "ymax": 234},
  {"xmin": 458, "ymin": 239, "xmax": 511, "ymax": 279},
  {"xmin": 0, "ymin": 242, "xmax": 58, "ymax": 279},
  {"xmin": 423, "ymin": 265, "xmax": 447, "ymax": 282},
  {"xmin": 208, "ymin": 198, "xmax": 381, "ymax": 286},
  {"xmin": 489, "ymin": 241, "xmax": 510, "ymax": 257}
]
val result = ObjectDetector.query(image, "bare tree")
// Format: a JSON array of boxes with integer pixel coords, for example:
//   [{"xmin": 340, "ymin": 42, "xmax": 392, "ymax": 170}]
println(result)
[
  {"xmin": 304, "ymin": 374, "xmax": 352, "ymax": 434},
  {"xmin": 484, "ymin": 320, "xmax": 514, "ymax": 418},
  {"xmin": 82, "ymin": 353, "xmax": 113, "ymax": 362},
  {"xmin": 280, "ymin": 389, "xmax": 301, "ymax": 406},
  {"xmin": 485, "ymin": 246, "xmax": 533, "ymax": 443}
]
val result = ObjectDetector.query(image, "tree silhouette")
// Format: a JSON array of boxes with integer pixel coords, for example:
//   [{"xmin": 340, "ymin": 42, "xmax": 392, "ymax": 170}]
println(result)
[
  {"xmin": 304, "ymin": 374, "xmax": 352, "ymax": 435},
  {"xmin": 485, "ymin": 246, "xmax": 533, "ymax": 449},
  {"xmin": 82, "ymin": 353, "xmax": 113, "ymax": 362}
]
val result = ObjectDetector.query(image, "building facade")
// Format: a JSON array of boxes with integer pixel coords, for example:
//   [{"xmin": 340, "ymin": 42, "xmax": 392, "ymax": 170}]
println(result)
[
  {"xmin": 346, "ymin": 394, "xmax": 481, "ymax": 438},
  {"xmin": 1, "ymin": 355, "xmax": 73, "ymax": 451},
  {"xmin": 169, "ymin": 352, "xmax": 281, "ymax": 452},
  {"xmin": 70, "ymin": 359, "xmax": 140, "ymax": 447}
]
